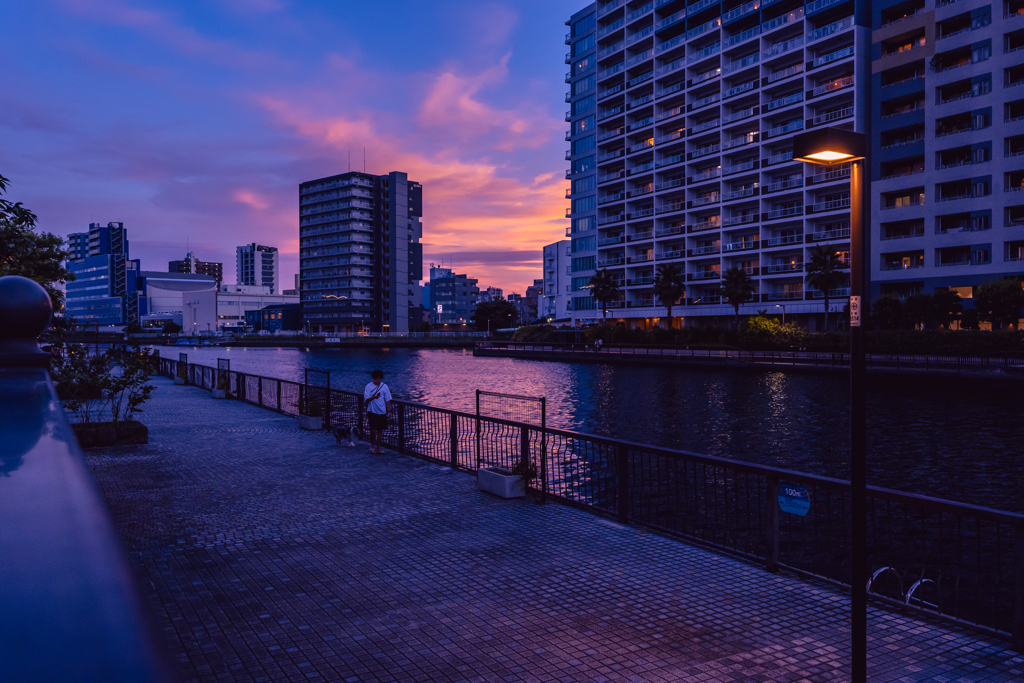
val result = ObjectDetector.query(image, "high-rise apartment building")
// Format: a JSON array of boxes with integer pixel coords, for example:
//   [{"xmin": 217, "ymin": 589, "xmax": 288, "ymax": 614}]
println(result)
[
  {"xmin": 566, "ymin": 0, "xmax": 870, "ymax": 329},
  {"xmin": 169, "ymin": 252, "xmax": 223, "ymax": 285},
  {"xmin": 541, "ymin": 240, "xmax": 573, "ymax": 321},
  {"xmin": 299, "ymin": 171, "xmax": 424, "ymax": 334},
  {"xmin": 870, "ymin": 0, "xmax": 1024, "ymax": 307},
  {"xmin": 65, "ymin": 222, "xmax": 140, "ymax": 324},
  {"xmin": 236, "ymin": 243, "xmax": 279, "ymax": 294}
]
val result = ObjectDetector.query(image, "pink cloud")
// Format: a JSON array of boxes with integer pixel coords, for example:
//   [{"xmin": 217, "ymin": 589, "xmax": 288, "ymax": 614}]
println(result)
[{"xmin": 233, "ymin": 189, "xmax": 270, "ymax": 210}]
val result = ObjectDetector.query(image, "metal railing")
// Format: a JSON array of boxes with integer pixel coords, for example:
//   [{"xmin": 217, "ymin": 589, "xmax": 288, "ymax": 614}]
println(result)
[{"xmin": 158, "ymin": 355, "xmax": 1024, "ymax": 649}]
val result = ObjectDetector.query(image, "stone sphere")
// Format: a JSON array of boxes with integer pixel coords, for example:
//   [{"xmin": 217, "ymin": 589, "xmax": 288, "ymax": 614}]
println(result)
[{"xmin": 0, "ymin": 276, "xmax": 53, "ymax": 340}]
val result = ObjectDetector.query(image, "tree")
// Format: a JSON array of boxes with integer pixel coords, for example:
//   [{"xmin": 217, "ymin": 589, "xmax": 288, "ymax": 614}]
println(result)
[
  {"xmin": 473, "ymin": 299, "xmax": 516, "ymax": 332},
  {"xmin": 903, "ymin": 293, "xmax": 935, "ymax": 330},
  {"xmin": 805, "ymin": 245, "xmax": 847, "ymax": 332},
  {"xmin": 589, "ymin": 269, "xmax": 621, "ymax": 321},
  {"xmin": 0, "ymin": 174, "xmax": 75, "ymax": 310},
  {"xmin": 931, "ymin": 289, "xmax": 963, "ymax": 329},
  {"xmin": 162, "ymin": 321, "xmax": 183, "ymax": 334},
  {"xmin": 974, "ymin": 279, "xmax": 1024, "ymax": 329},
  {"xmin": 871, "ymin": 294, "xmax": 904, "ymax": 330},
  {"xmin": 720, "ymin": 266, "xmax": 754, "ymax": 329},
  {"xmin": 652, "ymin": 263, "xmax": 685, "ymax": 329},
  {"xmin": 125, "ymin": 321, "xmax": 143, "ymax": 335},
  {"xmin": 960, "ymin": 308, "xmax": 981, "ymax": 330}
]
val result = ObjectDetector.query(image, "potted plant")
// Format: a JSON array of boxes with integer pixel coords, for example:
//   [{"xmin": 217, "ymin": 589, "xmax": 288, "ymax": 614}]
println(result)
[
  {"xmin": 478, "ymin": 456, "xmax": 536, "ymax": 499},
  {"xmin": 298, "ymin": 398, "xmax": 322, "ymax": 430},
  {"xmin": 212, "ymin": 373, "xmax": 228, "ymax": 399}
]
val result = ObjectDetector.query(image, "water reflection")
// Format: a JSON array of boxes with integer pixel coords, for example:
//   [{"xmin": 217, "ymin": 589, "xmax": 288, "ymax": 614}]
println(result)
[{"xmin": 170, "ymin": 346, "xmax": 1024, "ymax": 511}]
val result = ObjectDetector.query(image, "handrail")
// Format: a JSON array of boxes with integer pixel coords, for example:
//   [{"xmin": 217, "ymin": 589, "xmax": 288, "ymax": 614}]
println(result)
[{"xmin": 0, "ymin": 275, "xmax": 176, "ymax": 683}]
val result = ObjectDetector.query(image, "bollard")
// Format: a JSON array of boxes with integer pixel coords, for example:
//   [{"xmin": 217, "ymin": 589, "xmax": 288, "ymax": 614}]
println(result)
[{"xmin": 397, "ymin": 404, "xmax": 406, "ymax": 453}]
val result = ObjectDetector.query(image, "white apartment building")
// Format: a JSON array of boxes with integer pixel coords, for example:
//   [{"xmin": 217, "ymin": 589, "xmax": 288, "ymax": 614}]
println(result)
[{"xmin": 236, "ymin": 243, "xmax": 279, "ymax": 294}]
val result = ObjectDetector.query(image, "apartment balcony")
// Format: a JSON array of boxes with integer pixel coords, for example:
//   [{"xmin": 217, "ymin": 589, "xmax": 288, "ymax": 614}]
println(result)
[
  {"xmin": 627, "ymin": 185, "xmax": 655, "ymax": 198},
  {"xmin": 598, "ymin": 170, "xmax": 624, "ymax": 184},
  {"xmin": 764, "ymin": 262, "xmax": 803, "ymax": 274},
  {"xmin": 723, "ymin": 54, "xmax": 759, "ymax": 75},
  {"xmin": 598, "ymin": 235, "xmax": 625, "ymax": 246},
  {"xmin": 807, "ymin": 197, "xmax": 851, "ymax": 213},
  {"xmin": 810, "ymin": 287, "xmax": 852, "ymax": 299},
  {"xmin": 807, "ymin": 165, "xmax": 850, "ymax": 186},
  {"xmin": 762, "ymin": 178, "xmax": 802, "ymax": 194},
  {"xmin": 807, "ymin": 16, "xmax": 854, "ymax": 44},
  {"xmin": 813, "ymin": 45, "xmax": 855, "ymax": 68},
  {"xmin": 690, "ymin": 93, "xmax": 722, "ymax": 111},
  {"xmin": 689, "ymin": 244, "xmax": 721, "ymax": 256},
  {"xmin": 598, "ymin": 214, "xmax": 626, "ymax": 225},
  {"xmin": 628, "ymin": 161, "xmax": 655, "ymax": 176},
  {"xmin": 763, "ymin": 8, "xmax": 804, "ymax": 35},
  {"xmin": 627, "ymin": 230, "xmax": 654, "ymax": 242},
  {"xmin": 627, "ymin": 116, "xmax": 654, "ymax": 132},
  {"xmin": 763, "ymin": 37, "xmax": 804, "ymax": 61},
  {"xmin": 688, "ymin": 294, "xmax": 723, "ymax": 304},
  {"xmin": 722, "ymin": 214, "xmax": 757, "ymax": 226},
  {"xmin": 656, "ymin": 177, "xmax": 685, "ymax": 192},
  {"xmin": 811, "ymin": 106, "xmax": 853, "ymax": 127},
  {"xmin": 809, "ymin": 226, "xmax": 851, "ymax": 241},
  {"xmin": 598, "ymin": 125, "xmax": 625, "ymax": 141},
  {"xmin": 725, "ymin": 26, "xmax": 760, "ymax": 48},
  {"xmin": 626, "ymin": 298, "xmax": 656, "ymax": 308},
  {"xmin": 627, "ymin": 276, "xmax": 654, "ymax": 286},
  {"xmin": 599, "ymin": 192, "xmax": 625, "ymax": 204},
  {"xmin": 723, "ymin": 239, "xmax": 759, "ymax": 252},
  {"xmin": 689, "ymin": 271, "xmax": 722, "ymax": 281},
  {"xmin": 764, "ymin": 233, "xmax": 803, "ymax": 247},
  {"xmin": 687, "ymin": 43, "xmax": 722, "ymax": 66},
  {"xmin": 691, "ymin": 193, "xmax": 722, "ymax": 207},
  {"xmin": 659, "ymin": 199, "xmax": 687, "ymax": 214},
  {"xmin": 762, "ymin": 290, "xmax": 804, "ymax": 301},
  {"xmin": 691, "ymin": 217, "xmax": 723, "ymax": 231},
  {"xmin": 656, "ymin": 224, "xmax": 685, "ymax": 237},
  {"xmin": 626, "ymin": 207, "xmax": 655, "ymax": 220},
  {"xmin": 598, "ymin": 84, "xmax": 624, "ymax": 101},
  {"xmin": 763, "ymin": 120, "xmax": 803, "ymax": 140},
  {"xmin": 627, "ymin": 254, "xmax": 654, "ymax": 263},
  {"xmin": 690, "ymin": 144, "xmax": 722, "ymax": 160},
  {"xmin": 723, "ymin": 159, "xmax": 758, "ymax": 175},
  {"xmin": 763, "ymin": 151, "xmax": 795, "ymax": 166},
  {"xmin": 722, "ymin": 186, "xmax": 758, "ymax": 201},
  {"xmin": 598, "ymin": 258, "xmax": 625, "ymax": 267},
  {"xmin": 812, "ymin": 76, "xmax": 854, "ymax": 98},
  {"xmin": 722, "ymin": 106, "xmax": 757, "ymax": 124},
  {"xmin": 723, "ymin": 0, "xmax": 759, "ymax": 24},
  {"xmin": 657, "ymin": 153, "xmax": 684, "ymax": 169},
  {"xmin": 762, "ymin": 206, "xmax": 803, "ymax": 221}
]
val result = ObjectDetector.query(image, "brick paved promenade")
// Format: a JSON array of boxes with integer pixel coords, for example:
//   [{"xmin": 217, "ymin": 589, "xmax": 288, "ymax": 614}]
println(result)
[{"xmin": 85, "ymin": 377, "xmax": 1024, "ymax": 682}]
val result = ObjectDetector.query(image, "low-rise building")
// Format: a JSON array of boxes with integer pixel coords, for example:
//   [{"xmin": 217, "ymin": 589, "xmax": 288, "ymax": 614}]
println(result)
[
  {"xmin": 244, "ymin": 303, "xmax": 302, "ymax": 333},
  {"xmin": 184, "ymin": 285, "xmax": 299, "ymax": 334}
]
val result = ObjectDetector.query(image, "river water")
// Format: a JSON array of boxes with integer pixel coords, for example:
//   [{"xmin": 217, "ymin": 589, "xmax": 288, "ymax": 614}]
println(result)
[{"xmin": 167, "ymin": 346, "xmax": 1024, "ymax": 512}]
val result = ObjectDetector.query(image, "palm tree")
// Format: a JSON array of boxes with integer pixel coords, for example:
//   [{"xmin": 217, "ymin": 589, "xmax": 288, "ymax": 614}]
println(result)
[
  {"xmin": 653, "ymin": 263, "xmax": 686, "ymax": 329},
  {"xmin": 805, "ymin": 245, "xmax": 847, "ymax": 332},
  {"xmin": 720, "ymin": 266, "xmax": 754, "ymax": 329},
  {"xmin": 589, "ymin": 269, "xmax": 621, "ymax": 322}
]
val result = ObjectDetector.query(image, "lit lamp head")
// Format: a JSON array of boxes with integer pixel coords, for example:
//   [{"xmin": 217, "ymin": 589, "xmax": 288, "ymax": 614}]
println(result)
[{"xmin": 793, "ymin": 127, "xmax": 866, "ymax": 165}]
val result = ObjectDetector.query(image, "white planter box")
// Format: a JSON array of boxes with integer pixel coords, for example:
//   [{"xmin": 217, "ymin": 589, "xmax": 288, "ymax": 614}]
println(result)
[
  {"xmin": 477, "ymin": 467, "xmax": 525, "ymax": 499},
  {"xmin": 212, "ymin": 388, "xmax": 226, "ymax": 399},
  {"xmin": 298, "ymin": 414, "xmax": 322, "ymax": 430},
  {"xmin": 174, "ymin": 377, "xmax": 185, "ymax": 385}
]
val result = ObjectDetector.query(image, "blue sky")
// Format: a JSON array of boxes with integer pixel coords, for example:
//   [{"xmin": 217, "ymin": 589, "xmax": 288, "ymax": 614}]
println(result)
[{"xmin": 0, "ymin": 0, "xmax": 585, "ymax": 293}]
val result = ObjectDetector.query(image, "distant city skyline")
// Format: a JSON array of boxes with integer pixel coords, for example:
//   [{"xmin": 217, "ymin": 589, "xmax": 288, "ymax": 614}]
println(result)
[{"xmin": 0, "ymin": 1, "xmax": 580, "ymax": 295}]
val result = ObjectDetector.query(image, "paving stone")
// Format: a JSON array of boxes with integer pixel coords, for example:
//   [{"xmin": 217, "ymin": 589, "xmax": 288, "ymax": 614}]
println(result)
[{"xmin": 84, "ymin": 377, "xmax": 1024, "ymax": 682}]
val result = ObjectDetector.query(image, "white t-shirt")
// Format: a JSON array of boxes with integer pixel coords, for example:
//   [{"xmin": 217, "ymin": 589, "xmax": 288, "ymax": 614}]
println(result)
[{"xmin": 363, "ymin": 381, "xmax": 392, "ymax": 414}]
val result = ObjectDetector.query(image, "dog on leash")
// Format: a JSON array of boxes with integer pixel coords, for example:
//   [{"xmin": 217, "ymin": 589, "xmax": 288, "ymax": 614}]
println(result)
[{"xmin": 331, "ymin": 425, "xmax": 361, "ymax": 447}]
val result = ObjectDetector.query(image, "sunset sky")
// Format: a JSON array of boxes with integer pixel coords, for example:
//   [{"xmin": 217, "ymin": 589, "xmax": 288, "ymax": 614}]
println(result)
[{"xmin": 0, "ymin": 0, "xmax": 579, "ymax": 295}]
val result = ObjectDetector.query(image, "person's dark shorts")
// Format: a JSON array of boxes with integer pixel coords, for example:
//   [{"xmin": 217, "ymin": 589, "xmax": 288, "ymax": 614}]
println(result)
[{"xmin": 367, "ymin": 412, "xmax": 388, "ymax": 431}]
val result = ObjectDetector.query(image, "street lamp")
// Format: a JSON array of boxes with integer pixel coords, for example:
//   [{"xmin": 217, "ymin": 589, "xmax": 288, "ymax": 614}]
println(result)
[
  {"xmin": 794, "ymin": 126, "xmax": 867, "ymax": 683},
  {"xmin": 774, "ymin": 303, "xmax": 786, "ymax": 325}
]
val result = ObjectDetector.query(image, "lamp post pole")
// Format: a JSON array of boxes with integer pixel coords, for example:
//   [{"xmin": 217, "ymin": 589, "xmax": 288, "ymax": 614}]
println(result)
[
  {"xmin": 849, "ymin": 156, "xmax": 867, "ymax": 683},
  {"xmin": 775, "ymin": 303, "xmax": 786, "ymax": 325},
  {"xmin": 793, "ymin": 126, "xmax": 868, "ymax": 682}
]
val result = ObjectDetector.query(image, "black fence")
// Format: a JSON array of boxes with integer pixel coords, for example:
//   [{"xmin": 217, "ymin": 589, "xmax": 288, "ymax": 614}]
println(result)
[
  {"xmin": 476, "ymin": 342, "xmax": 1024, "ymax": 371},
  {"xmin": 159, "ymin": 358, "xmax": 1024, "ymax": 649}
]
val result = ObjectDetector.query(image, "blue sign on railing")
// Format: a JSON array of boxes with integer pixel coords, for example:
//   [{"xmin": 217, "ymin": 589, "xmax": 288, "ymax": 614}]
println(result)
[{"xmin": 778, "ymin": 481, "xmax": 810, "ymax": 516}]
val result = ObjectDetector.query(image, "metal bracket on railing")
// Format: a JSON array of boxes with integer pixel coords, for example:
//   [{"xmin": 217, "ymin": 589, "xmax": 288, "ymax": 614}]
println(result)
[
  {"xmin": 905, "ymin": 578, "xmax": 939, "ymax": 610},
  {"xmin": 866, "ymin": 566, "xmax": 904, "ymax": 599}
]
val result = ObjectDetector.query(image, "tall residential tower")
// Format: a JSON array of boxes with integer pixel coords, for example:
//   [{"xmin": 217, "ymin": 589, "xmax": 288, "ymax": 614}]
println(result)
[
  {"xmin": 298, "ymin": 171, "xmax": 424, "ymax": 334},
  {"xmin": 236, "ymin": 243, "xmax": 279, "ymax": 294},
  {"xmin": 566, "ymin": 0, "xmax": 871, "ymax": 329}
]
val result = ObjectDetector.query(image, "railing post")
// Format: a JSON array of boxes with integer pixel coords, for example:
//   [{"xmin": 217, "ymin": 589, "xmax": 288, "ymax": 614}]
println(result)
[
  {"xmin": 258, "ymin": 377, "xmax": 263, "ymax": 406},
  {"xmin": 397, "ymin": 403, "xmax": 406, "ymax": 453},
  {"xmin": 450, "ymin": 413, "xmax": 459, "ymax": 469},
  {"xmin": 277, "ymin": 380, "xmax": 282, "ymax": 411},
  {"xmin": 520, "ymin": 427, "xmax": 530, "ymax": 494},
  {"xmin": 1014, "ymin": 522, "xmax": 1024, "ymax": 652},
  {"xmin": 541, "ymin": 397, "xmax": 547, "ymax": 505},
  {"xmin": 616, "ymin": 444, "xmax": 630, "ymax": 522},
  {"xmin": 766, "ymin": 476, "xmax": 780, "ymax": 573}
]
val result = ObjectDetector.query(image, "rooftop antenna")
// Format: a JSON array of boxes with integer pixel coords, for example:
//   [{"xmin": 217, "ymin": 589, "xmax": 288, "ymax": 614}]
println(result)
[
  {"xmin": 363, "ymin": 146, "xmax": 366, "ymax": 173},
  {"xmin": 348, "ymin": 150, "xmax": 351, "ymax": 172}
]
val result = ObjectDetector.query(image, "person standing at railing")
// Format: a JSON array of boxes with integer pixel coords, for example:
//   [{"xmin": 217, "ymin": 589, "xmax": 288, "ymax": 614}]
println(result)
[{"xmin": 363, "ymin": 369, "xmax": 392, "ymax": 454}]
